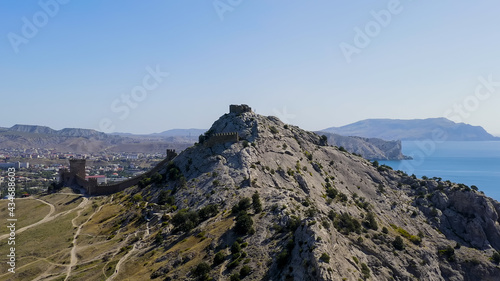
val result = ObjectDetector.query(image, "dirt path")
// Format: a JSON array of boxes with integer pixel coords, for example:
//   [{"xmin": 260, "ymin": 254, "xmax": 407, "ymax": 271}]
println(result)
[
  {"xmin": 107, "ymin": 240, "xmax": 137, "ymax": 281},
  {"xmin": 0, "ymin": 198, "xmax": 56, "ymax": 241},
  {"xmin": 107, "ymin": 220, "xmax": 150, "ymax": 280},
  {"xmin": 64, "ymin": 199, "xmax": 100, "ymax": 281}
]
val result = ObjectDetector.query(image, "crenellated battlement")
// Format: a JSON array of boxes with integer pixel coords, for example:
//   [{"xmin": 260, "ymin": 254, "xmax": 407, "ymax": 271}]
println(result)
[
  {"xmin": 204, "ymin": 132, "xmax": 239, "ymax": 147},
  {"xmin": 166, "ymin": 149, "xmax": 177, "ymax": 161}
]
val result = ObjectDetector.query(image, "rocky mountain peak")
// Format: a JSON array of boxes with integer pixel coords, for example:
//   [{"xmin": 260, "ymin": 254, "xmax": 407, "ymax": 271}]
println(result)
[{"xmin": 131, "ymin": 106, "xmax": 500, "ymax": 280}]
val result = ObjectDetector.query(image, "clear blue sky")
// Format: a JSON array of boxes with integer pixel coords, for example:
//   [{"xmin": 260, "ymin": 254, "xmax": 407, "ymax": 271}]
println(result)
[{"xmin": 1, "ymin": 1, "xmax": 500, "ymax": 135}]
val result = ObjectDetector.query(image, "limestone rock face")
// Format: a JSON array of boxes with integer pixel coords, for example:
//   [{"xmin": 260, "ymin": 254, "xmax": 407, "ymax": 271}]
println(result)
[
  {"xmin": 153, "ymin": 109, "xmax": 500, "ymax": 281},
  {"xmin": 321, "ymin": 132, "xmax": 411, "ymax": 160}
]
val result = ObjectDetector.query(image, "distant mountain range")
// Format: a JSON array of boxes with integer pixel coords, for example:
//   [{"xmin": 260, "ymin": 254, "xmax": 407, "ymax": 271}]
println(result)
[
  {"xmin": 0, "ymin": 125, "xmax": 194, "ymax": 153},
  {"xmin": 3, "ymin": 117, "xmax": 496, "ymax": 157},
  {"xmin": 7, "ymin": 124, "xmax": 109, "ymax": 139},
  {"xmin": 151, "ymin": 128, "xmax": 206, "ymax": 137},
  {"xmin": 322, "ymin": 118, "xmax": 500, "ymax": 141}
]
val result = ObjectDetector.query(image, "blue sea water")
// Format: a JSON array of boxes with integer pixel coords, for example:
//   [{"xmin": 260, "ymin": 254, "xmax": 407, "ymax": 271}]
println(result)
[{"xmin": 380, "ymin": 141, "xmax": 500, "ymax": 201}]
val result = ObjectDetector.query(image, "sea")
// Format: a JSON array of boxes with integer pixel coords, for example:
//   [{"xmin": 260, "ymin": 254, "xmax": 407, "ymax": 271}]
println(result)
[{"xmin": 380, "ymin": 141, "xmax": 500, "ymax": 201}]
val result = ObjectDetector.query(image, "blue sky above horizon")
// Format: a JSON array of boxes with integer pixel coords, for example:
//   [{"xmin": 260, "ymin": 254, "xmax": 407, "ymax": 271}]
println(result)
[{"xmin": 1, "ymin": 1, "xmax": 500, "ymax": 135}]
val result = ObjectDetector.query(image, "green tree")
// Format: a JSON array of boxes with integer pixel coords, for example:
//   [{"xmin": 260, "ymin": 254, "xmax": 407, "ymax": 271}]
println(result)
[
  {"xmin": 213, "ymin": 251, "xmax": 225, "ymax": 266},
  {"xmin": 393, "ymin": 236, "xmax": 404, "ymax": 250},
  {"xmin": 151, "ymin": 172, "xmax": 163, "ymax": 183},
  {"xmin": 198, "ymin": 204, "xmax": 219, "ymax": 221},
  {"xmin": 232, "ymin": 197, "xmax": 252, "ymax": 214},
  {"xmin": 192, "ymin": 262, "xmax": 210, "ymax": 280},
  {"xmin": 240, "ymin": 265, "xmax": 251, "ymax": 278},
  {"xmin": 252, "ymin": 192, "xmax": 263, "ymax": 213},
  {"xmin": 234, "ymin": 211, "xmax": 254, "ymax": 235},
  {"xmin": 363, "ymin": 212, "xmax": 378, "ymax": 231},
  {"xmin": 491, "ymin": 251, "xmax": 500, "ymax": 264},
  {"xmin": 171, "ymin": 209, "xmax": 199, "ymax": 232},
  {"xmin": 132, "ymin": 194, "xmax": 143, "ymax": 202},
  {"xmin": 231, "ymin": 241, "xmax": 241, "ymax": 254}
]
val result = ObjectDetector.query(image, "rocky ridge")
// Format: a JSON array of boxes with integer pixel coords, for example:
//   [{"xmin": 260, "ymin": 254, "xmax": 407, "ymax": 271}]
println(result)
[
  {"xmin": 320, "ymin": 132, "xmax": 411, "ymax": 160},
  {"xmin": 139, "ymin": 107, "xmax": 500, "ymax": 281}
]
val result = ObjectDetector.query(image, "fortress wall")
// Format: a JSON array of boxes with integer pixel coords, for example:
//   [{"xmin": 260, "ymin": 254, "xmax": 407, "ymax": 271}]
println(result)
[
  {"xmin": 88, "ymin": 156, "xmax": 173, "ymax": 195},
  {"xmin": 61, "ymin": 149, "xmax": 178, "ymax": 196},
  {"xmin": 204, "ymin": 132, "xmax": 239, "ymax": 147}
]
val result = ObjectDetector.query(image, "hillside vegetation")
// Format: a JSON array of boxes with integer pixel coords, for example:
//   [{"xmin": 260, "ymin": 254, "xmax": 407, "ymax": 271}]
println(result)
[{"xmin": 3, "ymin": 110, "xmax": 500, "ymax": 280}]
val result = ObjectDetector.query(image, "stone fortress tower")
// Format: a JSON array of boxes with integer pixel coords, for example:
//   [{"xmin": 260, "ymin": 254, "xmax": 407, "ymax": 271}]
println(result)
[{"xmin": 69, "ymin": 159, "xmax": 86, "ymax": 179}]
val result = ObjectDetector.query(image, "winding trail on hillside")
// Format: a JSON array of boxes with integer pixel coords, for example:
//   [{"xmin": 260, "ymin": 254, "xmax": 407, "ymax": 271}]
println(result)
[
  {"xmin": 107, "ymin": 238, "xmax": 138, "ymax": 281},
  {"xmin": 0, "ymin": 198, "xmax": 56, "ymax": 241},
  {"xmin": 107, "ymin": 221, "xmax": 150, "ymax": 280},
  {"xmin": 64, "ymin": 198, "xmax": 101, "ymax": 281}
]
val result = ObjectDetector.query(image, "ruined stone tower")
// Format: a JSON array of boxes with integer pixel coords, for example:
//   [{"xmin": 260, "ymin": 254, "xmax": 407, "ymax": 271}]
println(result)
[
  {"xmin": 229, "ymin": 104, "xmax": 252, "ymax": 114},
  {"xmin": 69, "ymin": 159, "xmax": 86, "ymax": 179}
]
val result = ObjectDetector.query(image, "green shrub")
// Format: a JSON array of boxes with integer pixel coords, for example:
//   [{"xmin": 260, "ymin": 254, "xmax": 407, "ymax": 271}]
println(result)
[
  {"xmin": 270, "ymin": 126, "xmax": 279, "ymax": 134},
  {"xmin": 132, "ymin": 194, "xmax": 143, "ymax": 202},
  {"xmin": 326, "ymin": 188, "xmax": 338, "ymax": 199},
  {"xmin": 243, "ymin": 140, "xmax": 249, "ymax": 148},
  {"xmin": 230, "ymin": 274, "xmax": 241, "ymax": 281},
  {"xmin": 240, "ymin": 265, "xmax": 251, "ymax": 278},
  {"xmin": 151, "ymin": 172, "xmax": 163, "ymax": 183},
  {"xmin": 276, "ymin": 249, "xmax": 290, "ymax": 269},
  {"xmin": 191, "ymin": 262, "xmax": 210, "ymax": 280},
  {"xmin": 234, "ymin": 211, "xmax": 254, "ymax": 235},
  {"xmin": 338, "ymin": 192, "xmax": 348, "ymax": 202},
  {"xmin": 213, "ymin": 251, "xmax": 225, "ymax": 266},
  {"xmin": 232, "ymin": 198, "xmax": 252, "ymax": 214},
  {"xmin": 409, "ymin": 235, "xmax": 422, "ymax": 245},
  {"xmin": 319, "ymin": 253, "xmax": 330, "ymax": 263},
  {"xmin": 491, "ymin": 251, "xmax": 500, "ymax": 264},
  {"xmin": 228, "ymin": 258, "xmax": 241, "ymax": 269},
  {"xmin": 158, "ymin": 191, "xmax": 175, "ymax": 205},
  {"xmin": 252, "ymin": 192, "xmax": 263, "ymax": 213},
  {"xmin": 231, "ymin": 242, "xmax": 241, "ymax": 254},
  {"xmin": 361, "ymin": 263, "xmax": 370, "ymax": 279},
  {"xmin": 328, "ymin": 210, "xmax": 337, "ymax": 221},
  {"xmin": 393, "ymin": 236, "xmax": 404, "ymax": 250},
  {"xmin": 171, "ymin": 209, "xmax": 199, "ymax": 232},
  {"xmin": 198, "ymin": 204, "xmax": 219, "ymax": 221},
  {"xmin": 363, "ymin": 212, "xmax": 378, "ymax": 231},
  {"xmin": 304, "ymin": 151, "xmax": 313, "ymax": 161},
  {"xmin": 334, "ymin": 213, "xmax": 361, "ymax": 234},
  {"xmin": 438, "ymin": 246, "xmax": 455, "ymax": 262}
]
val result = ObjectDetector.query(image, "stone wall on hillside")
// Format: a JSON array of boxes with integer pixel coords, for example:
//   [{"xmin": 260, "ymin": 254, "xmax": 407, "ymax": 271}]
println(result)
[{"xmin": 60, "ymin": 149, "xmax": 178, "ymax": 195}]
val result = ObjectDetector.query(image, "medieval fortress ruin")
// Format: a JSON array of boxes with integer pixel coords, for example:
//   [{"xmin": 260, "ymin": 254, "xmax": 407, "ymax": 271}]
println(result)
[
  {"xmin": 59, "ymin": 105, "xmax": 250, "ymax": 195},
  {"xmin": 59, "ymin": 150, "xmax": 177, "ymax": 195}
]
